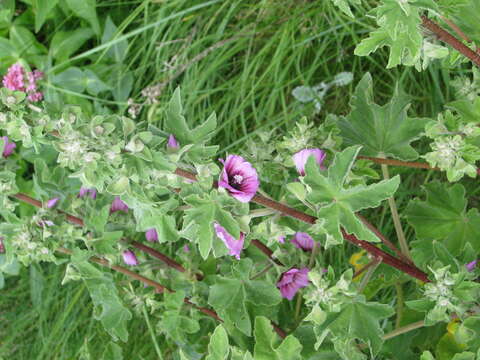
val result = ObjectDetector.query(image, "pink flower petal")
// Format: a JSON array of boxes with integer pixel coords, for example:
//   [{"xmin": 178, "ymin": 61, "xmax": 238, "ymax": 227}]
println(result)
[
  {"xmin": 292, "ymin": 149, "xmax": 326, "ymax": 176},
  {"xmin": 291, "ymin": 232, "xmax": 314, "ymax": 251},
  {"xmin": 122, "ymin": 250, "xmax": 138, "ymax": 266},
  {"xmin": 214, "ymin": 222, "xmax": 245, "ymax": 260}
]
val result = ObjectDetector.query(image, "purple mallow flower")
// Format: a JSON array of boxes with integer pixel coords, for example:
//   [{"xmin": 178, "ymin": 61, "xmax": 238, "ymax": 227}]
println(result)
[
  {"xmin": 110, "ymin": 197, "xmax": 129, "ymax": 214},
  {"xmin": 122, "ymin": 250, "xmax": 138, "ymax": 266},
  {"xmin": 291, "ymin": 232, "xmax": 314, "ymax": 251},
  {"xmin": 278, "ymin": 235, "xmax": 285, "ymax": 244},
  {"xmin": 1, "ymin": 136, "xmax": 16, "ymax": 158},
  {"xmin": 213, "ymin": 222, "xmax": 245, "ymax": 260},
  {"xmin": 145, "ymin": 228, "xmax": 158, "ymax": 242},
  {"xmin": 292, "ymin": 148, "xmax": 326, "ymax": 176},
  {"xmin": 218, "ymin": 155, "xmax": 259, "ymax": 203},
  {"xmin": 277, "ymin": 268, "xmax": 310, "ymax": 300},
  {"xmin": 466, "ymin": 260, "xmax": 478, "ymax": 272},
  {"xmin": 167, "ymin": 134, "xmax": 179, "ymax": 149},
  {"xmin": 0, "ymin": 237, "xmax": 4, "ymax": 253},
  {"xmin": 46, "ymin": 197, "xmax": 59, "ymax": 209},
  {"xmin": 78, "ymin": 187, "xmax": 97, "ymax": 199},
  {"xmin": 183, "ymin": 244, "xmax": 190, "ymax": 253}
]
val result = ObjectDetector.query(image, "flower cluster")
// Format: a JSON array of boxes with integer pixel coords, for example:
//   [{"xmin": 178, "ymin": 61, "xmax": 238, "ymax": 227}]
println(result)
[
  {"xmin": 2, "ymin": 63, "xmax": 44, "ymax": 102},
  {"xmin": 213, "ymin": 150, "xmax": 326, "ymax": 300}
]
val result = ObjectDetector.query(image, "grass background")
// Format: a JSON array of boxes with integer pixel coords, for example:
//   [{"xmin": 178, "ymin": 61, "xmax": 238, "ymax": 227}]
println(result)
[{"xmin": 0, "ymin": 0, "xmax": 467, "ymax": 358}]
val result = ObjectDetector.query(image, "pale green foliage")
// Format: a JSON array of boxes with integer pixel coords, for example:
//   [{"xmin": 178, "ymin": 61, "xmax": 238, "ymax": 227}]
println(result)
[
  {"xmin": 302, "ymin": 146, "xmax": 400, "ymax": 246},
  {"xmin": 206, "ymin": 325, "xmax": 230, "ymax": 360},
  {"xmin": 338, "ymin": 73, "xmax": 429, "ymax": 160},
  {"xmin": 67, "ymin": 250, "xmax": 132, "ymax": 342},
  {"xmin": 156, "ymin": 291, "xmax": 200, "ymax": 345},
  {"xmin": 406, "ymin": 182, "xmax": 480, "ymax": 263},
  {"xmin": 304, "ymin": 270, "xmax": 394, "ymax": 358},
  {"xmin": 253, "ymin": 316, "xmax": 303, "ymax": 360},
  {"xmin": 165, "ymin": 87, "xmax": 218, "ymax": 162},
  {"xmin": 407, "ymin": 266, "xmax": 480, "ymax": 326},
  {"xmin": 182, "ymin": 191, "xmax": 241, "ymax": 259},
  {"xmin": 451, "ymin": 68, "xmax": 480, "ymax": 102},
  {"xmin": 423, "ymin": 99, "xmax": 480, "ymax": 181},
  {"xmin": 278, "ymin": 115, "xmax": 342, "ymax": 154},
  {"xmin": 416, "ymin": 39, "xmax": 449, "ymax": 71},
  {"xmin": 208, "ymin": 259, "xmax": 282, "ymax": 336},
  {"xmin": 355, "ymin": 0, "xmax": 438, "ymax": 68}
]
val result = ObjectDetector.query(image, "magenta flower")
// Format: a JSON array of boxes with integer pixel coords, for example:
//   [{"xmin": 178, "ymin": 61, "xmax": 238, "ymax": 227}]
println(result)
[
  {"xmin": 1, "ymin": 136, "xmax": 16, "ymax": 158},
  {"xmin": 183, "ymin": 244, "xmax": 190, "ymax": 253},
  {"xmin": 78, "ymin": 187, "xmax": 97, "ymax": 199},
  {"xmin": 466, "ymin": 260, "xmax": 477, "ymax": 272},
  {"xmin": 167, "ymin": 134, "xmax": 179, "ymax": 149},
  {"xmin": 278, "ymin": 235, "xmax": 285, "ymax": 244},
  {"xmin": 291, "ymin": 232, "xmax": 314, "ymax": 251},
  {"xmin": 145, "ymin": 228, "xmax": 158, "ymax": 242},
  {"xmin": 2, "ymin": 64, "xmax": 25, "ymax": 91},
  {"xmin": 122, "ymin": 250, "xmax": 138, "ymax": 266},
  {"xmin": 2, "ymin": 63, "xmax": 43, "ymax": 102},
  {"xmin": 213, "ymin": 222, "xmax": 245, "ymax": 260},
  {"xmin": 218, "ymin": 155, "xmax": 259, "ymax": 203},
  {"xmin": 0, "ymin": 237, "xmax": 4, "ymax": 253},
  {"xmin": 110, "ymin": 197, "xmax": 129, "ymax": 214},
  {"xmin": 46, "ymin": 197, "xmax": 60, "ymax": 209},
  {"xmin": 292, "ymin": 149, "xmax": 326, "ymax": 176},
  {"xmin": 277, "ymin": 268, "xmax": 310, "ymax": 300}
]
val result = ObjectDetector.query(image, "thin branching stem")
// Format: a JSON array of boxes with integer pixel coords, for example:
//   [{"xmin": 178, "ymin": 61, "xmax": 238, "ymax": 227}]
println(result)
[
  {"xmin": 358, "ymin": 257, "xmax": 382, "ymax": 293},
  {"xmin": 142, "ymin": 304, "xmax": 165, "ymax": 360},
  {"xmin": 383, "ymin": 320, "xmax": 425, "ymax": 340},
  {"xmin": 381, "ymin": 164, "xmax": 412, "ymax": 261}
]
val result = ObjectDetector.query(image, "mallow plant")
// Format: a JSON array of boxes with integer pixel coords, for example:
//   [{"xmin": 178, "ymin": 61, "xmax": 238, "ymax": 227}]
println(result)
[{"xmin": 2, "ymin": 1, "xmax": 480, "ymax": 359}]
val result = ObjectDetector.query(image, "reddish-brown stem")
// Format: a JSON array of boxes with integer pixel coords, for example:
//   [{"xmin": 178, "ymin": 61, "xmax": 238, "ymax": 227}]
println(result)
[
  {"xmin": 440, "ymin": 16, "xmax": 471, "ymax": 43},
  {"xmin": 341, "ymin": 230, "xmax": 429, "ymax": 282},
  {"xmin": 421, "ymin": 16, "xmax": 480, "ymax": 68},
  {"xmin": 13, "ymin": 193, "xmax": 288, "ymax": 338},
  {"xmin": 353, "ymin": 258, "xmax": 379, "ymax": 280},
  {"xmin": 13, "ymin": 193, "xmax": 85, "ymax": 226},
  {"xmin": 359, "ymin": 155, "xmax": 480, "ymax": 176},
  {"xmin": 130, "ymin": 241, "xmax": 203, "ymax": 280},
  {"xmin": 356, "ymin": 214, "xmax": 412, "ymax": 265},
  {"xmin": 56, "ymin": 246, "xmax": 168, "ymax": 293},
  {"xmin": 55, "ymin": 247, "xmax": 224, "ymax": 329},
  {"xmin": 11, "ymin": 193, "xmax": 189, "ymax": 276},
  {"xmin": 358, "ymin": 156, "xmax": 434, "ymax": 170},
  {"xmin": 173, "ymin": 168, "xmax": 430, "ymax": 283},
  {"xmin": 251, "ymin": 239, "xmax": 284, "ymax": 266}
]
